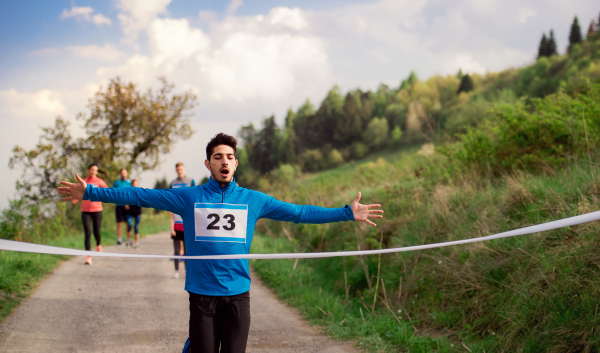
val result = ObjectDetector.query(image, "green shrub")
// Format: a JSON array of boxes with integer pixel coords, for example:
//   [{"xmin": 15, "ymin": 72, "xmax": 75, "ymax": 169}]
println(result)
[
  {"xmin": 446, "ymin": 84, "xmax": 600, "ymax": 176},
  {"xmin": 364, "ymin": 117, "xmax": 389, "ymax": 150},
  {"xmin": 326, "ymin": 149, "xmax": 345, "ymax": 168},
  {"xmin": 349, "ymin": 142, "xmax": 368, "ymax": 160},
  {"xmin": 299, "ymin": 149, "xmax": 324, "ymax": 172}
]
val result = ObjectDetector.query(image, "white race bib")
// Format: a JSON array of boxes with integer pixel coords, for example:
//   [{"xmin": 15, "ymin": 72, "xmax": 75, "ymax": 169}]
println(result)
[{"xmin": 194, "ymin": 203, "xmax": 248, "ymax": 243}]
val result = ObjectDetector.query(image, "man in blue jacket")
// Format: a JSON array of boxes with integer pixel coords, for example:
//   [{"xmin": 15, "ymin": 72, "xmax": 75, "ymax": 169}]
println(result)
[{"xmin": 58, "ymin": 133, "xmax": 383, "ymax": 353}]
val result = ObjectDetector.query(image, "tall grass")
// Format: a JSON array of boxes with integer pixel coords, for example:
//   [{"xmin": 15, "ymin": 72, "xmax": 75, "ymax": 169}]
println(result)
[
  {"xmin": 251, "ymin": 148, "xmax": 600, "ymax": 352},
  {"xmin": 0, "ymin": 205, "xmax": 170, "ymax": 321}
]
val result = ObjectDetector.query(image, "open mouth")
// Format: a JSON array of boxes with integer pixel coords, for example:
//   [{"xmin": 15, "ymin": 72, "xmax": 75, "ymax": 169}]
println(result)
[{"xmin": 220, "ymin": 168, "xmax": 230, "ymax": 178}]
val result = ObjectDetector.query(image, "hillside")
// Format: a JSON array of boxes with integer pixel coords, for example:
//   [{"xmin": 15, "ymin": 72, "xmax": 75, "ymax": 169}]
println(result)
[{"xmin": 250, "ymin": 83, "xmax": 600, "ymax": 351}]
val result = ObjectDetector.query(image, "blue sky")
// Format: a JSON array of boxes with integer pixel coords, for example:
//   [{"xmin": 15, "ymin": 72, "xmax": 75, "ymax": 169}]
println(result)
[{"xmin": 0, "ymin": 0, "xmax": 598, "ymax": 207}]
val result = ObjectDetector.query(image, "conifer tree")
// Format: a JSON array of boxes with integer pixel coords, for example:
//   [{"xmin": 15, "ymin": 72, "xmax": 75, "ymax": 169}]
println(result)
[
  {"xmin": 537, "ymin": 33, "xmax": 548, "ymax": 59},
  {"xmin": 547, "ymin": 30, "xmax": 558, "ymax": 56},
  {"xmin": 457, "ymin": 74, "xmax": 474, "ymax": 94},
  {"xmin": 568, "ymin": 16, "xmax": 583, "ymax": 52},
  {"xmin": 588, "ymin": 20, "xmax": 597, "ymax": 39}
]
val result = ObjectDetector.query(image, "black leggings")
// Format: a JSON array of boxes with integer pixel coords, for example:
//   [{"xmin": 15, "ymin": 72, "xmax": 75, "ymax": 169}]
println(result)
[
  {"xmin": 82, "ymin": 211, "xmax": 102, "ymax": 251},
  {"xmin": 174, "ymin": 231, "xmax": 187, "ymax": 271},
  {"xmin": 189, "ymin": 291, "xmax": 251, "ymax": 353}
]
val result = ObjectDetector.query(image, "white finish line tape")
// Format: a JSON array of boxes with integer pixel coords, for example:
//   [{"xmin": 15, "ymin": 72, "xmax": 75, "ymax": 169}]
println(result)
[{"xmin": 2, "ymin": 211, "xmax": 600, "ymax": 260}]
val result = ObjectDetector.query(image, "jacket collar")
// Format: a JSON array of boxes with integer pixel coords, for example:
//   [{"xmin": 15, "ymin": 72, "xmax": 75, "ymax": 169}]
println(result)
[{"xmin": 206, "ymin": 176, "xmax": 237, "ymax": 194}]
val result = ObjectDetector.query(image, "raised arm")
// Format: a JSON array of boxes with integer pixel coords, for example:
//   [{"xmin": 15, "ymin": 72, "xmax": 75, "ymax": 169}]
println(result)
[
  {"xmin": 259, "ymin": 192, "xmax": 383, "ymax": 226},
  {"xmin": 58, "ymin": 174, "xmax": 186, "ymax": 215}
]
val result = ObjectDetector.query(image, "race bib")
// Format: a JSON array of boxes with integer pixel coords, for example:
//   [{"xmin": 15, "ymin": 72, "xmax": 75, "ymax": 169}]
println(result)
[{"xmin": 194, "ymin": 203, "xmax": 248, "ymax": 243}]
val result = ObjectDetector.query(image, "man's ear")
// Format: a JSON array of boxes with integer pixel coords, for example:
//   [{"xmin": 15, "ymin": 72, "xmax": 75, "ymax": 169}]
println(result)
[
  {"xmin": 235, "ymin": 159, "xmax": 238, "ymax": 168},
  {"xmin": 204, "ymin": 159, "xmax": 211, "ymax": 170}
]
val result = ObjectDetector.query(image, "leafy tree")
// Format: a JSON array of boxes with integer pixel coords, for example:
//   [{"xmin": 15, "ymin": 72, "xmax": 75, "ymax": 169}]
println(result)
[
  {"xmin": 364, "ymin": 117, "xmax": 389, "ymax": 150},
  {"xmin": 333, "ymin": 92, "xmax": 363, "ymax": 147},
  {"xmin": 390, "ymin": 126, "xmax": 403, "ymax": 148},
  {"xmin": 281, "ymin": 109, "xmax": 297, "ymax": 164},
  {"xmin": 80, "ymin": 77, "xmax": 196, "ymax": 177},
  {"xmin": 538, "ymin": 33, "xmax": 549, "ymax": 59},
  {"xmin": 457, "ymin": 74, "xmax": 474, "ymax": 94},
  {"xmin": 9, "ymin": 117, "xmax": 81, "ymax": 202},
  {"xmin": 240, "ymin": 116, "xmax": 282, "ymax": 174},
  {"xmin": 568, "ymin": 16, "xmax": 583, "ymax": 52},
  {"xmin": 9, "ymin": 77, "xmax": 197, "ymax": 202}
]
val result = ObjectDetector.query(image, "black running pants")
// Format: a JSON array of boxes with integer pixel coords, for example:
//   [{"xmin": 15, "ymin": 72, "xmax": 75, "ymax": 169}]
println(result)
[
  {"xmin": 188, "ymin": 291, "xmax": 251, "ymax": 353},
  {"xmin": 82, "ymin": 211, "xmax": 102, "ymax": 251},
  {"xmin": 174, "ymin": 230, "xmax": 186, "ymax": 271}
]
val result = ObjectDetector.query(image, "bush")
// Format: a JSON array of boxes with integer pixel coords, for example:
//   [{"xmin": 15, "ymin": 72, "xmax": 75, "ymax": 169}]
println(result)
[
  {"xmin": 326, "ymin": 149, "xmax": 345, "ymax": 168},
  {"xmin": 364, "ymin": 117, "xmax": 389, "ymax": 150},
  {"xmin": 349, "ymin": 142, "xmax": 368, "ymax": 160},
  {"xmin": 390, "ymin": 126, "xmax": 403, "ymax": 148},
  {"xmin": 299, "ymin": 149, "xmax": 324, "ymax": 172},
  {"xmin": 446, "ymin": 84, "xmax": 600, "ymax": 176}
]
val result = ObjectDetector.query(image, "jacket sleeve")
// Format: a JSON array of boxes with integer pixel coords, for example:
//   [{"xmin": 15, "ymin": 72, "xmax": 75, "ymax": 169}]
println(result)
[
  {"xmin": 84, "ymin": 185, "xmax": 186, "ymax": 215},
  {"xmin": 258, "ymin": 195, "xmax": 354, "ymax": 224}
]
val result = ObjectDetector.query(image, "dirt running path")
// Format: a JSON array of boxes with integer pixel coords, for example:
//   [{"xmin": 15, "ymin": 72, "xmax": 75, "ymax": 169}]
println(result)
[{"xmin": 0, "ymin": 232, "xmax": 359, "ymax": 353}]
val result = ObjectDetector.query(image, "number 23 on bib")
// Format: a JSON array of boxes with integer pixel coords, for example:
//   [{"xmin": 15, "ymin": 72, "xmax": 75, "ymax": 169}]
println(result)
[{"xmin": 194, "ymin": 203, "xmax": 248, "ymax": 243}]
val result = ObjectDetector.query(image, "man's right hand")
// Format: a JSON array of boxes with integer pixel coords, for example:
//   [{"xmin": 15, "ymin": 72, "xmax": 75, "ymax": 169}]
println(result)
[{"xmin": 58, "ymin": 174, "xmax": 87, "ymax": 201}]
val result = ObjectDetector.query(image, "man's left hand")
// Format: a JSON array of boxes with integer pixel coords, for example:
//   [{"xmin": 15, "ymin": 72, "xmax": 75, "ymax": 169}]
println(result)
[{"xmin": 351, "ymin": 192, "xmax": 383, "ymax": 227}]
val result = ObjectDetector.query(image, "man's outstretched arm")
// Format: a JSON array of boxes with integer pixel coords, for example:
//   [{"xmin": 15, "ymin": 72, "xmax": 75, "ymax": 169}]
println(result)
[
  {"xmin": 58, "ymin": 173, "xmax": 186, "ymax": 215},
  {"xmin": 259, "ymin": 192, "xmax": 383, "ymax": 227}
]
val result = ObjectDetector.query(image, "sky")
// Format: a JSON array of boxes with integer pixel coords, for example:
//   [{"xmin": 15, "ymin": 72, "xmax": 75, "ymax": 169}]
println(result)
[{"xmin": 0, "ymin": 0, "xmax": 598, "ymax": 208}]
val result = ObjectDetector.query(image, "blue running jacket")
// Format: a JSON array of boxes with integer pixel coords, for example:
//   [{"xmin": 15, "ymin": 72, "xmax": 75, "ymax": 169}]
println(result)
[{"xmin": 84, "ymin": 177, "xmax": 354, "ymax": 296}]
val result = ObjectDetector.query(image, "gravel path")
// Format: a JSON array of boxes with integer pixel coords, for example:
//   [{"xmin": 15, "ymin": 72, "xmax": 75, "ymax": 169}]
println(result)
[{"xmin": 0, "ymin": 232, "xmax": 359, "ymax": 353}]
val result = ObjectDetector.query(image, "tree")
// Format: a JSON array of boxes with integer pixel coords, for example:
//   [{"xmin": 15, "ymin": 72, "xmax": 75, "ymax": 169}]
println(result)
[
  {"xmin": 154, "ymin": 177, "xmax": 169, "ymax": 189},
  {"xmin": 240, "ymin": 117, "xmax": 282, "ymax": 174},
  {"xmin": 364, "ymin": 117, "xmax": 389, "ymax": 150},
  {"xmin": 587, "ymin": 20, "xmax": 597, "ymax": 39},
  {"xmin": 9, "ymin": 77, "xmax": 197, "ymax": 202},
  {"xmin": 281, "ymin": 109, "xmax": 297, "ymax": 164},
  {"xmin": 537, "ymin": 33, "xmax": 549, "ymax": 59},
  {"xmin": 547, "ymin": 30, "xmax": 558, "ymax": 56},
  {"xmin": 80, "ymin": 77, "xmax": 197, "ymax": 177},
  {"xmin": 9, "ymin": 117, "xmax": 81, "ymax": 202},
  {"xmin": 568, "ymin": 16, "xmax": 583, "ymax": 52},
  {"xmin": 457, "ymin": 74, "xmax": 474, "ymax": 94}
]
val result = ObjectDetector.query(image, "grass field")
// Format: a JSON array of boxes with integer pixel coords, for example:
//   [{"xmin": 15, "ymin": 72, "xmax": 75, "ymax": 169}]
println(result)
[
  {"xmin": 0, "ymin": 208, "xmax": 170, "ymax": 321},
  {"xmin": 251, "ymin": 147, "xmax": 600, "ymax": 352}
]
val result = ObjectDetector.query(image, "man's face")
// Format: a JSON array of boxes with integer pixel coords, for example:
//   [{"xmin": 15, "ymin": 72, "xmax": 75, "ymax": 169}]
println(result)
[
  {"xmin": 176, "ymin": 165, "xmax": 185, "ymax": 178},
  {"xmin": 120, "ymin": 169, "xmax": 128, "ymax": 179},
  {"xmin": 204, "ymin": 145, "xmax": 238, "ymax": 185}
]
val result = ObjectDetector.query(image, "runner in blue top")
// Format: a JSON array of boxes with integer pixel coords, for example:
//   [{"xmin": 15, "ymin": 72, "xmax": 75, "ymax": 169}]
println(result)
[
  {"xmin": 113, "ymin": 168, "xmax": 132, "ymax": 246},
  {"xmin": 58, "ymin": 133, "xmax": 383, "ymax": 353}
]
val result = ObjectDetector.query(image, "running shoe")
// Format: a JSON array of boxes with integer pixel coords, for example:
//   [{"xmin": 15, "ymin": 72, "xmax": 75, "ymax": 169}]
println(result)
[
  {"xmin": 134, "ymin": 243, "xmax": 139, "ymax": 249},
  {"xmin": 96, "ymin": 245, "xmax": 102, "ymax": 252},
  {"xmin": 117, "ymin": 238, "xmax": 122, "ymax": 246},
  {"xmin": 173, "ymin": 271, "xmax": 179, "ymax": 279},
  {"xmin": 85, "ymin": 256, "xmax": 92, "ymax": 265}
]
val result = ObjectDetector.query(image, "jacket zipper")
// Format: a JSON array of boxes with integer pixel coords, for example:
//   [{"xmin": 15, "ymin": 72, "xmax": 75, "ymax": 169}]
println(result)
[{"xmin": 222, "ymin": 185, "xmax": 227, "ymax": 203}]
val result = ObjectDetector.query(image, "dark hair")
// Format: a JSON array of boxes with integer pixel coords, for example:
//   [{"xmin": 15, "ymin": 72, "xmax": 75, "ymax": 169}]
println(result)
[
  {"xmin": 206, "ymin": 133, "xmax": 237, "ymax": 160},
  {"xmin": 87, "ymin": 163, "xmax": 108, "ymax": 178},
  {"xmin": 175, "ymin": 162, "xmax": 184, "ymax": 168}
]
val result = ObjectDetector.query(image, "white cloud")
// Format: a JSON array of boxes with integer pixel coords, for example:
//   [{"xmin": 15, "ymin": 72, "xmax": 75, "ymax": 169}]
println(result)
[
  {"xmin": 116, "ymin": 0, "xmax": 172, "ymax": 41},
  {"xmin": 150, "ymin": 18, "xmax": 211, "ymax": 69},
  {"xmin": 226, "ymin": 0, "xmax": 244, "ymax": 17},
  {"xmin": 454, "ymin": 54, "xmax": 487, "ymax": 74},
  {"xmin": 518, "ymin": 8, "xmax": 537, "ymax": 23},
  {"xmin": 67, "ymin": 44, "xmax": 125, "ymax": 62},
  {"xmin": 268, "ymin": 7, "xmax": 308, "ymax": 31},
  {"xmin": 0, "ymin": 88, "xmax": 66, "ymax": 121},
  {"xmin": 61, "ymin": 6, "xmax": 112, "ymax": 26}
]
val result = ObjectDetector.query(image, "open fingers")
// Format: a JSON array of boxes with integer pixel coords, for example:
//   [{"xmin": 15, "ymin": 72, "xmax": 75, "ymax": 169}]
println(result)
[
  {"xmin": 57, "ymin": 187, "xmax": 72, "ymax": 194},
  {"xmin": 59, "ymin": 181, "xmax": 75, "ymax": 187},
  {"xmin": 367, "ymin": 214, "xmax": 383, "ymax": 218},
  {"xmin": 366, "ymin": 220, "xmax": 377, "ymax": 227},
  {"xmin": 61, "ymin": 196, "xmax": 73, "ymax": 201},
  {"xmin": 369, "ymin": 209, "xmax": 384, "ymax": 214},
  {"xmin": 354, "ymin": 192, "xmax": 362, "ymax": 203},
  {"xmin": 366, "ymin": 204, "xmax": 381, "ymax": 209}
]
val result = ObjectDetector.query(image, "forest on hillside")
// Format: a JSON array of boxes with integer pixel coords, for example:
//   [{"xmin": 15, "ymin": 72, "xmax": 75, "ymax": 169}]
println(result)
[{"xmin": 237, "ymin": 14, "xmax": 600, "ymax": 189}]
